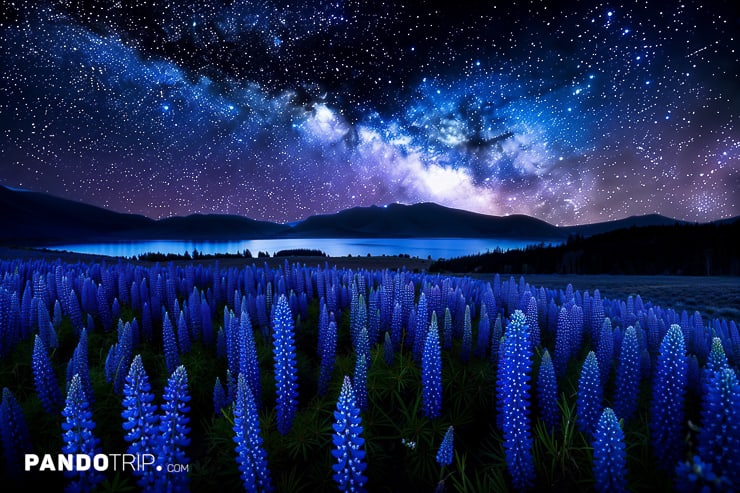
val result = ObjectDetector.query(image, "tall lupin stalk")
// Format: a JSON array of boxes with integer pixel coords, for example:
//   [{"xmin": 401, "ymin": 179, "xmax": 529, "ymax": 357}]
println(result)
[
  {"xmin": 421, "ymin": 315, "xmax": 442, "ymax": 419},
  {"xmin": 332, "ymin": 376, "xmax": 367, "ymax": 493},
  {"xmin": 592, "ymin": 408, "xmax": 627, "ymax": 493},
  {"xmin": 650, "ymin": 324, "xmax": 687, "ymax": 470},
  {"xmin": 497, "ymin": 310, "xmax": 535, "ymax": 491},
  {"xmin": 233, "ymin": 373, "xmax": 273, "ymax": 492},
  {"xmin": 272, "ymin": 295, "xmax": 298, "ymax": 435}
]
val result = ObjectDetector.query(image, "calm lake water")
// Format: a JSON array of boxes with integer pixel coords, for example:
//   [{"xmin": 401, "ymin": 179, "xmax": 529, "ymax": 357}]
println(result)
[{"xmin": 47, "ymin": 237, "xmax": 559, "ymax": 260}]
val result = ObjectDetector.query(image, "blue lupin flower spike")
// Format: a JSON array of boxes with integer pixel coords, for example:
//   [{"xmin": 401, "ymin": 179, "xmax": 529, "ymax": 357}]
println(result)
[
  {"xmin": 71, "ymin": 328, "xmax": 94, "ymax": 405},
  {"xmin": 475, "ymin": 308, "xmax": 490, "ymax": 359},
  {"xmin": 177, "ymin": 310, "xmax": 191, "ymax": 353},
  {"xmin": 32, "ymin": 334, "xmax": 63, "ymax": 413},
  {"xmin": 354, "ymin": 351, "xmax": 368, "ymax": 411},
  {"xmin": 318, "ymin": 320, "xmax": 338, "ymax": 397},
  {"xmin": 356, "ymin": 327, "xmax": 371, "ymax": 373},
  {"xmin": 163, "ymin": 312, "xmax": 180, "ymax": 374},
  {"xmin": 216, "ymin": 326, "xmax": 226, "ymax": 360},
  {"xmin": 332, "ymin": 376, "xmax": 367, "ymax": 493},
  {"xmin": 155, "ymin": 365, "xmax": 191, "ymax": 492},
  {"xmin": 121, "ymin": 354, "xmax": 159, "ymax": 490},
  {"xmin": 696, "ymin": 366, "xmax": 740, "ymax": 486},
  {"xmin": 614, "ymin": 326, "xmax": 639, "ymax": 423},
  {"xmin": 497, "ymin": 310, "xmax": 535, "ymax": 491},
  {"xmin": 272, "ymin": 295, "xmax": 298, "ymax": 435},
  {"xmin": 703, "ymin": 337, "xmax": 729, "ymax": 393},
  {"xmin": 1, "ymin": 387, "xmax": 33, "ymax": 478},
  {"xmin": 391, "ymin": 302, "xmax": 403, "ymax": 348},
  {"xmin": 436, "ymin": 426, "xmax": 454, "ymax": 467},
  {"xmin": 576, "ymin": 351, "xmax": 602, "ymax": 438},
  {"xmin": 317, "ymin": 303, "xmax": 329, "ymax": 358},
  {"xmin": 384, "ymin": 331, "xmax": 394, "ymax": 366},
  {"xmin": 461, "ymin": 305, "xmax": 472, "ymax": 362},
  {"xmin": 233, "ymin": 373, "xmax": 274, "ymax": 493},
  {"xmin": 62, "ymin": 374, "xmax": 104, "ymax": 492},
  {"xmin": 592, "ymin": 408, "xmax": 627, "ymax": 493},
  {"xmin": 37, "ymin": 298, "xmax": 58, "ymax": 349},
  {"xmin": 554, "ymin": 306, "xmax": 571, "ymax": 378},
  {"xmin": 650, "ymin": 324, "xmax": 687, "ymax": 471},
  {"xmin": 536, "ymin": 349, "xmax": 559, "ymax": 432},
  {"xmin": 442, "ymin": 307, "xmax": 453, "ymax": 350},
  {"xmin": 422, "ymin": 315, "xmax": 442, "ymax": 419},
  {"xmin": 413, "ymin": 293, "xmax": 428, "ymax": 363},
  {"xmin": 525, "ymin": 296, "xmax": 540, "ymax": 349},
  {"xmin": 239, "ymin": 310, "xmax": 262, "ymax": 410},
  {"xmin": 596, "ymin": 318, "xmax": 614, "ymax": 388},
  {"xmin": 214, "ymin": 376, "xmax": 227, "ymax": 414}
]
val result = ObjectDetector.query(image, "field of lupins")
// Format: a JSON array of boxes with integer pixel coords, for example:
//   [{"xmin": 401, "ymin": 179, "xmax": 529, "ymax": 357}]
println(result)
[{"xmin": 0, "ymin": 257, "xmax": 738, "ymax": 492}]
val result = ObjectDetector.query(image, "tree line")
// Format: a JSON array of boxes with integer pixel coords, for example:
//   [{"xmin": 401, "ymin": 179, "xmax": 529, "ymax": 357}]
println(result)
[{"xmin": 431, "ymin": 220, "xmax": 740, "ymax": 275}]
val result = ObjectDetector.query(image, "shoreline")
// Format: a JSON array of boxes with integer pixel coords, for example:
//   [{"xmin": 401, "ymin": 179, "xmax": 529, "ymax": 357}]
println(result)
[
  {"xmin": 0, "ymin": 245, "xmax": 434, "ymax": 272},
  {"xmin": 1, "ymin": 246, "xmax": 737, "ymax": 320}
]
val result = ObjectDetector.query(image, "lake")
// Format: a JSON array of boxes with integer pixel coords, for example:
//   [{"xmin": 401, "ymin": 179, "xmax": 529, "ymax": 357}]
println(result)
[{"xmin": 46, "ymin": 237, "xmax": 559, "ymax": 260}]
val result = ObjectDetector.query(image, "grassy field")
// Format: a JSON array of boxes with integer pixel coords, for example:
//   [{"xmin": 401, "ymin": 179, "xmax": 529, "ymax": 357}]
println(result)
[
  {"xmin": 1, "ymin": 247, "xmax": 737, "ymax": 490},
  {"xmin": 507, "ymin": 274, "xmax": 740, "ymax": 322}
]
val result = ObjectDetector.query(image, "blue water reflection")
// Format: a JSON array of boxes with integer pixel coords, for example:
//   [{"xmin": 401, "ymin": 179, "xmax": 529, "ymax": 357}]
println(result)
[{"xmin": 47, "ymin": 237, "xmax": 559, "ymax": 260}]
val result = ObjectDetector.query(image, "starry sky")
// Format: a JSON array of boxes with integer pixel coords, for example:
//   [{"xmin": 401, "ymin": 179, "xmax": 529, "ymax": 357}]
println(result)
[{"xmin": 1, "ymin": 0, "xmax": 738, "ymax": 225}]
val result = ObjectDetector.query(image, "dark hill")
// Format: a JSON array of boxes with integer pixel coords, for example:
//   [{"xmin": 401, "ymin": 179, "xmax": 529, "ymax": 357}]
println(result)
[
  {"xmin": 0, "ymin": 185, "xmax": 154, "ymax": 243},
  {"xmin": 289, "ymin": 203, "xmax": 567, "ymax": 239},
  {"xmin": 0, "ymin": 186, "xmax": 288, "ymax": 244},
  {"xmin": 2, "ymin": 185, "xmax": 733, "ymax": 254},
  {"xmin": 149, "ymin": 214, "xmax": 290, "ymax": 239}
]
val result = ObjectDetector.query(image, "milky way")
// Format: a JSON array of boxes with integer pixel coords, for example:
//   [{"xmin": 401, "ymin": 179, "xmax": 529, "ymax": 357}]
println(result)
[{"xmin": 1, "ymin": 0, "xmax": 738, "ymax": 225}]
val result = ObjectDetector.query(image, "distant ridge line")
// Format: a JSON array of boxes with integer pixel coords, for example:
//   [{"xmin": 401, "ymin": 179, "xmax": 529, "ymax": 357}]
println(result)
[{"xmin": 0, "ymin": 185, "xmax": 734, "ymax": 245}]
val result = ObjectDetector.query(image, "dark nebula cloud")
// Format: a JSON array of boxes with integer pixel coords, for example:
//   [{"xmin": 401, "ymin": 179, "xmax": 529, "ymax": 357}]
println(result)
[{"xmin": 1, "ymin": 0, "xmax": 738, "ymax": 224}]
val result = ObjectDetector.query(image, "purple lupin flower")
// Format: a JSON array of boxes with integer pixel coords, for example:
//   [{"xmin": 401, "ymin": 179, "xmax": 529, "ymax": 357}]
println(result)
[
  {"xmin": 272, "ymin": 295, "xmax": 298, "ymax": 435},
  {"xmin": 576, "ymin": 351, "xmax": 602, "ymax": 438},
  {"xmin": 332, "ymin": 376, "xmax": 367, "ymax": 493},
  {"xmin": 696, "ymin": 366, "xmax": 740, "ymax": 486},
  {"xmin": 155, "ymin": 365, "xmax": 191, "ymax": 492},
  {"xmin": 436, "ymin": 425, "xmax": 454, "ymax": 467},
  {"xmin": 536, "ymin": 349, "xmax": 559, "ymax": 432},
  {"xmin": 32, "ymin": 334, "xmax": 63, "ymax": 413},
  {"xmin": 592, "ymin": 408, "xmax": 627, "ymax": 493},
  {"xmin": 461, "ymin": 305, "xmax": 472, "ymax": 362},
  {"xmin": 1, "ymin": 387, "xmax": 32, "ymax": 478},
  {"xmin": 163, "ymin": 311, "xmax": 180, "ymax": 374},
  {"xmin": 233, "ymin": 373, "xmax": 273, "ymax": 492},
  {"xmin": 650, "ymin": 324, "xmax": 687, "ymax": 471},
  {"xmin": 122, "ymin": 355, "xmax": 159, "ymax": 490},
  {"xmin": 239, "ymin": 310, "xmax": 262, "ymax": 409},
  {"xmin": 613, "ymin": 326, "xmax": 639, "ymax": 422},
  {"xmin": 421, "ymin": 314, "xmax": 442, "ymax": 419},
  {"xmin": 318, "ymin": 321, "xmax": 338, "ymax": 397},
  {"xmin": 497, "ymin": 310, "xmax": 535, "ymax": 491},
  {"xmin": 62, "ymin": 374, "xmax": 104, "ymax": 492}
]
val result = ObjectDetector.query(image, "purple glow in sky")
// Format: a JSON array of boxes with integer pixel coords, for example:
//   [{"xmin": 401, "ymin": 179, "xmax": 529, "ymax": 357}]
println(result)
[{"xmin": 1, "ymin": 0, "xmax": 738, "ymax": 225}]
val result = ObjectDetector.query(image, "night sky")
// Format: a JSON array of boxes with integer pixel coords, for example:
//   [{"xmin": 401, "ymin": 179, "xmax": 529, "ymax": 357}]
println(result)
[{"xmin": 1, "ymin": 1, "xmax": 738, "ymax": 225}]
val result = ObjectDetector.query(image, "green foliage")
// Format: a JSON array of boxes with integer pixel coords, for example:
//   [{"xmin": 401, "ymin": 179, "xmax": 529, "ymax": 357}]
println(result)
[
  {"xmin": 448, "ymin": 446, "xmax": 507, "ymax": 492},
  {"xmin": 532, "ymin": 393, "xmax": 593, "ymax": 490}
]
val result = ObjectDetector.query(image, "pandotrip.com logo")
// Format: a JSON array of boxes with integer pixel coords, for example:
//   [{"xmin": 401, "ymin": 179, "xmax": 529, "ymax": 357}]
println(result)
[{"xmin": 24, "ymin": 453, "xmax": 189, "ymax": 474}]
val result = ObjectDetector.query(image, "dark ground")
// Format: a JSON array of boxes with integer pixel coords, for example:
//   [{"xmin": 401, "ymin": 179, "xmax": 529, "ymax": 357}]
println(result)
[{"xmin": 494, "ymin": 273, "xmax": 740, "ymax": 322}]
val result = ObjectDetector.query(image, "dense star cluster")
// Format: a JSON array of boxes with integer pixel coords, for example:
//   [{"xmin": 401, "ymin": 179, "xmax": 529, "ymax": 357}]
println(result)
[{"xmin": 1, "ymin": 0, "xmax": 737, "ymax": 224}]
